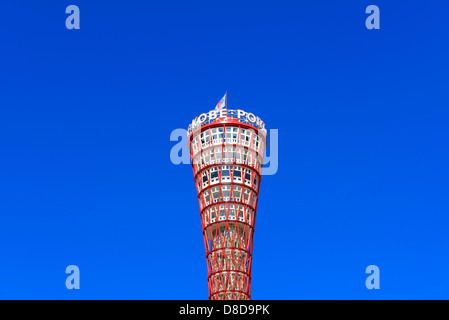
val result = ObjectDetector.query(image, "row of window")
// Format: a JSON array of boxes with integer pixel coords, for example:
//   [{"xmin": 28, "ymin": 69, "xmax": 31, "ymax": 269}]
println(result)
[
  {"xmin": 191, "ymin": 126, "xmax": 264, "ymax": 154},
  {"xmin": 199, "ymin": 185, "xmax": 257, "ymax": 210},
  {"xmin": 202, "ymin": 203, "xmax": 255, "ymax": 225},
  {"xmin": 192, "ymin": 145, "xmax": 263, "ymax": 172},
  {"xmin": 196, "ymin": 165, "xmax": 259, "ymax": 190}
]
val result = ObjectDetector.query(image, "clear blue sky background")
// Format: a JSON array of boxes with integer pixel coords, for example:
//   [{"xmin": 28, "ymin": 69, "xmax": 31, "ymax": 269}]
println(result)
[{"xmin": 0, "ymin": 0, "xmax": 448, "ymax": 299}]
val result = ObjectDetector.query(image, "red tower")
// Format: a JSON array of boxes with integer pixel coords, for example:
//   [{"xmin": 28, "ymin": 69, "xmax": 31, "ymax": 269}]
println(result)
[{"xmin": 188, "ymin": 108, "xmax": 266, "ymax": 300}]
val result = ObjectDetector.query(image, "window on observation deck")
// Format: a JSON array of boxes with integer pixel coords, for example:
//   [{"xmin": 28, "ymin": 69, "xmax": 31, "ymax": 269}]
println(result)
[
  {"xmin": 235, "ymin": 147, "xmax": 242, "ymax": 163},
  {"xmin": 222, "ymin": 165, "xmax": 230, "ymax": 181},
  {"xmin": 192, "ymin": 137, "xmax": 198, "ymax": 153},
  {"xmin": 244, "ymin": 187, "xmax": 251, "ymax": 204},
  {"xmin": 210, "ymin": 166, "xmax": 219, "ymax": 184},
  {"xmin": 244, "ymin": 169, "xmax": 252, "ymax": 186},
  {"xmin": 203, "ymin": 189, "xmax": 210, "ymax": 206},
  {"xmin": 225, "ymin": 128, "xmax": 234, "ymax": 144},
  {"xmin": 242, "ymin": 149, "xmax": 248, "ymax": 164},
  {"xmin": 222, "ymin": 147, "xmax": 228, "ymax": 163},
  {"xmin": 247, "ymin": 150, "xmax": 253, "ymax": 167},
  {"xmin": 211, "ymin": 128, "xmax": 218, "ymax": 144},
  {"xmin": 233, "ymin": 185, "xmax": 242, "ymax": 201},
  {"xmin": 229, "ymin": 204, "xmax": 236, "ymax": 220},
  {"xmin": 222, "ymin": 185, "xmax": 231, "ymax": 201},
  {"xmin": 228, "ymin": 146, "xmax": 235, "ymax": 162},
  {"xmin": 211, "ymin": 186, "xmax": 219, "ymax": 203},
  {"xmin": 200, "ymin": 130, "xmax": 209, "ymax": 148},
  {"xmin": 200, "ymin": 155, "xmax": 206, "ymax": 169},
  {"xmin": 254, "ymin": 134, "xmax": 260, "ymax": 151},
  {"xmin": 210, "ymin": 207, "xmax": 216, "ymax": 221},
  {"xmin": 240, "ymin": 128, "xmax": 252, "ymax": 146},
  {"xmin": 214, "ymin": 147, "xmax": 222, "ymax": 163},
  {"xmin": 202, "ymin": 150, "xmax": 209, "ymax": 166},
  {"xmin": 233, "ymin": 165, "xmax": 242, "ymax": 182},
  {"xmin": 239, "ymin": 128, "xmax": 245, "ymax": 145},
  {"xmin": 250, "ymin": 150, "xmax": 259, "ymax": 168},
  {"xmin": 225, "ymin": 127, "xmax": 237, "ymax": 144},
  {"xmin": 202, "ymin": 171, "xmax": 208, "ymax": 188},
  {"xmin": 212, "ymin": 127, "xmax": 223, "ymax": 144},
  {"xmin": 239, "ymin": 207, "xmax": 245, "ymax": 221}
]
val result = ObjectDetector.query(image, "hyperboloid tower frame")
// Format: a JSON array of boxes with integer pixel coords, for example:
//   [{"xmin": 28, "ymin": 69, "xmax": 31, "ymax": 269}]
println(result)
[{"xmin": 188, "ymin": 111, "xmax": 266, "ymax": 300}]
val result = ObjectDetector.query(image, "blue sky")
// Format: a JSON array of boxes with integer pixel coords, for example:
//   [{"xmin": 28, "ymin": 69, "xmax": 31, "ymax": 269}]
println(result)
[{"xmin": 0, "ymin": 0, "xmax": 448, "ymax": 299}]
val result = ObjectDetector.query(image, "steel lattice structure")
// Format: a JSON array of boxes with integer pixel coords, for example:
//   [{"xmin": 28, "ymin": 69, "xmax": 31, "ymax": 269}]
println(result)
[{"xmin": 188, "ymin": 113, "xmax": 266, "ymax": 300}]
